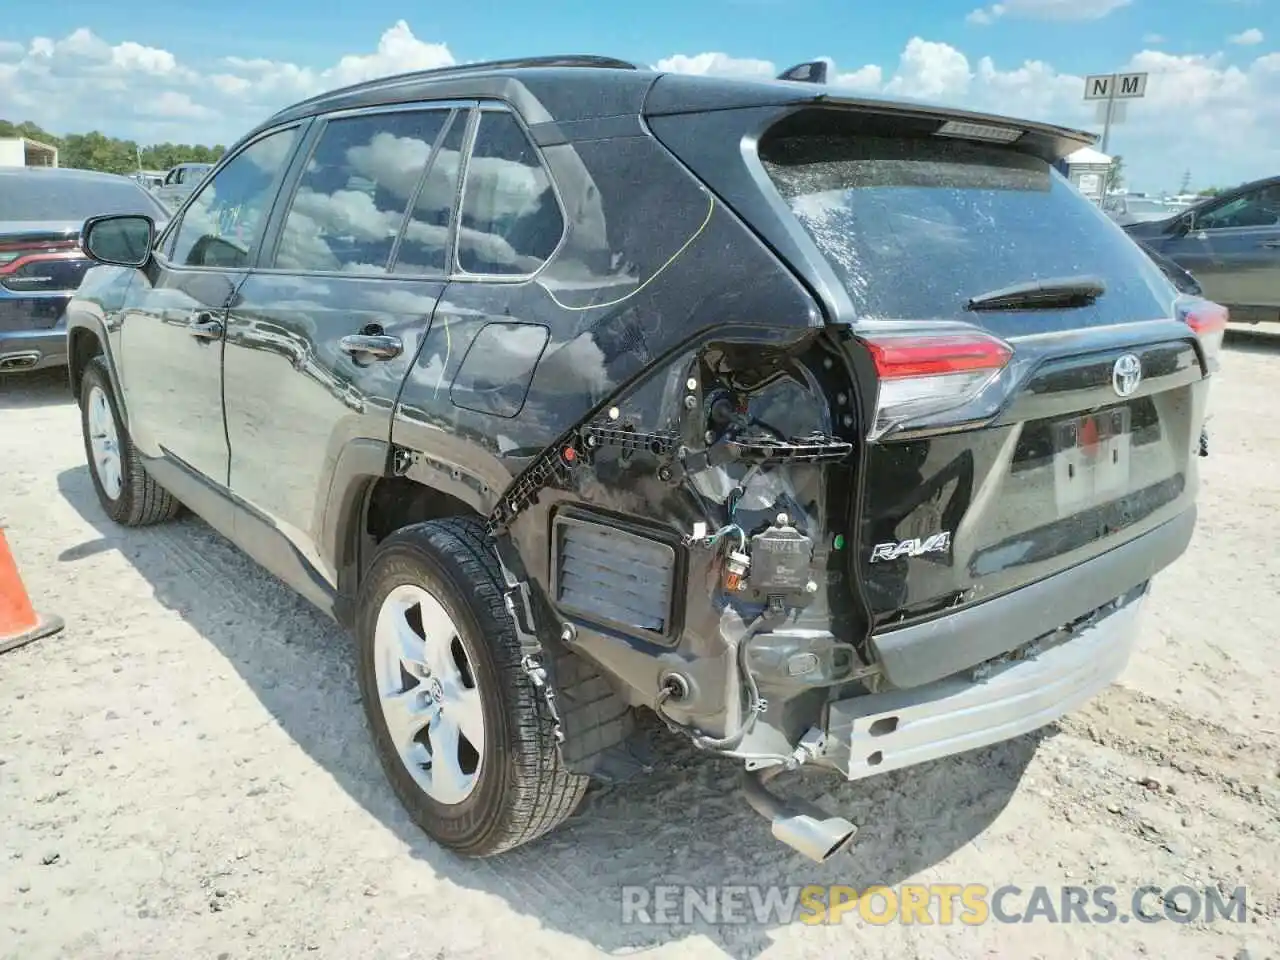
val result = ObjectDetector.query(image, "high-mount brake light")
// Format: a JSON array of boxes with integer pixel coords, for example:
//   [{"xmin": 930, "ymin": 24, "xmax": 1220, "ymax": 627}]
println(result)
[
  {"xmin": 934, "ymin": 119, "xmax": 1024, "ymax": 144},
  {"xmin": 859, "ymin": 330, "xmax": 1013, "ymax": 440}
]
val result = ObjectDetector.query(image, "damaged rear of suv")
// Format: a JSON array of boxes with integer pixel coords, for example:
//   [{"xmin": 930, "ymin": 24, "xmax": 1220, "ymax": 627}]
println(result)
[{"xmin": 70, "ymin": 58, "xmax": 1222, "ymax": 863}]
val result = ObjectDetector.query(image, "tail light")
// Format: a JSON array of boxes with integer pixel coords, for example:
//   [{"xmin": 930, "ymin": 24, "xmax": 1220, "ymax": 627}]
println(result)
[
  {"xmin": 0, "ymin": 240, "xmax": 84, "ymax": 293},
  {"xmin": 859, "ymin": 329, "xmax": 1013, "ymax": 440},
  {"xmin": 0, "ymin": 238, "xmax": 78, "ymax": 269},
  {"xmin": 1177, "ymin": 296, "xmax": 1228, "ymax": 372}
]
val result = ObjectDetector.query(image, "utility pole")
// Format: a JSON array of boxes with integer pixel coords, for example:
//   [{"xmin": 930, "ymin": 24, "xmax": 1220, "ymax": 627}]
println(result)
[{"xmin": 1100, "ymin": 83, "xmax": 1117, "ymax": 155}]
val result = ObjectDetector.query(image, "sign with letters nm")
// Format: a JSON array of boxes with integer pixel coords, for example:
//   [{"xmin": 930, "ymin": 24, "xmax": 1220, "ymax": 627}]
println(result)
[{"xmin": 1083, "ymin": 73, "xmax": 1148, "ymax": 100}]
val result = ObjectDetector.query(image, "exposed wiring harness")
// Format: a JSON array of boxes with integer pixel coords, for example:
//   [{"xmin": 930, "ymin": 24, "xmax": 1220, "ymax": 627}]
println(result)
[
  {"xmin": 653, "ymin": 604, "xmax": 782, "ymax": 753},
  {"xmin": 688, "ymin": 522, "xmax": 746, "ymax": 552},
  {"xmin": 662, "ymin": 463, "xmax": 779, "ymax": 753},
  {"xmin": 725, "ymin": 463, "xmax": 761, "ymax": 520}
]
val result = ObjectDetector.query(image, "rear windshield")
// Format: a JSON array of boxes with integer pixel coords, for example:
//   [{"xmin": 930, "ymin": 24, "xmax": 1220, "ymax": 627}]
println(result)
[
  {"xmin": 759, "ymin": 134, "xmax": 1174, "ymax": 322},
  {"xmin": 0, "ymin": 174, "xmax": 168, "ymax": 221}
]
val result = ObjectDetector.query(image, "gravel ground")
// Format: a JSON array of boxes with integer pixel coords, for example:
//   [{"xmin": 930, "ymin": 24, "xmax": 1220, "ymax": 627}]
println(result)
[{"xmin": 1, "ymin": 332, "xmax": 1277, "ymax": 960}]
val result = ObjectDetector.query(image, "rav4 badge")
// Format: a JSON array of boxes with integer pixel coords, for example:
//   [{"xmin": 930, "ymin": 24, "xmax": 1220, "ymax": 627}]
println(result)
[{"xmin": 869, "ymin": 532, "xmax": 953, "ymax": 563}]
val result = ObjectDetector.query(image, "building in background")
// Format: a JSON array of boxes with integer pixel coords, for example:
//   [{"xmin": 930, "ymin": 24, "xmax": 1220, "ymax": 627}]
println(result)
[
  {"xmin": 0, "ymin": 137, "xmax": 59, "ymax": 168},
  {"xmin": 1055, "ymin": 146, "xmax": 1113, "ymax": 203}
]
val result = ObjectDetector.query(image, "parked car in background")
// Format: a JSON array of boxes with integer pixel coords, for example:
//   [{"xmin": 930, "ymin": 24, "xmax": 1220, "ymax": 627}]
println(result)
[
  {"xmin": 131, "ymin": 170, "xmax": 166, "ymax": 191},
  {"xmin": 1102, "ymin": 194, "xmax": 1178, "ymax": 226},
  {"xmin": 153, "ymin": 162, "xmax": 214, "ymax": 211},
  {"xmin": 1, "ymin": 166, "xmax": 168, "ymax": 374},
  {"xmin": 1125, "ymin": 174, "xmax": 1280, "ymax": 326},
  {"xmin": 66, "ymin": 55, "xmax": 1224, "ymax": 864}
]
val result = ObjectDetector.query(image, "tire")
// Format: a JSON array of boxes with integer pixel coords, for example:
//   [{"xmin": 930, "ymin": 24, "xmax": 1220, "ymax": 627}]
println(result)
[
  {"xmin": 356, "ymin": 516, "xmax": 588, "ymax": 857},
  {"xmin": 79, "ymin": 356, "xmax": 182, "ymax": 527}
]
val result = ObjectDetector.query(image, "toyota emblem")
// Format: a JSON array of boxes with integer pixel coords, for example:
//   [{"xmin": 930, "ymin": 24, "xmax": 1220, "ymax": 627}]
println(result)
[{"xmin": 1112, "ymin": 354, "xmax": 1142, "ymax": 398}]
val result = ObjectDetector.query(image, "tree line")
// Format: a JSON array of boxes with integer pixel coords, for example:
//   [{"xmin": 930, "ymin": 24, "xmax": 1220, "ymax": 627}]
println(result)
[{"xmin": 0, "ymin": 119, "xmax": 225, "ymax": 175}]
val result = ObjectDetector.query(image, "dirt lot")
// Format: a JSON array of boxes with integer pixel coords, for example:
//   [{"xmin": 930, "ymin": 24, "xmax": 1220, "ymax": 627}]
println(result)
[{"xmin": 1, "ymin": 333, "xmax": 1278, "ymax": 960}]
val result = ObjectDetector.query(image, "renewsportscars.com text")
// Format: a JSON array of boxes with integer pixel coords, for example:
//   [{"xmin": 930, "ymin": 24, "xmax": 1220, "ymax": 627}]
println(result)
[{"xmin": 620, "ymin": 883, "xmax": 1249, "ymax": 926}]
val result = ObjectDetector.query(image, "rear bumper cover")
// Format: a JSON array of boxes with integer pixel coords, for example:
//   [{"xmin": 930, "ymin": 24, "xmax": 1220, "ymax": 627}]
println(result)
[
  {"xmin": 0, "ymin": 325, "xmax": 67, "ymax": 372},
  {"xmin": 825, "ymin": 585, "xmax": 1144, "ymax": 780},
  {"xmin": 869, "ymin": 506, "xmax": 1195, "ymax": 689}
]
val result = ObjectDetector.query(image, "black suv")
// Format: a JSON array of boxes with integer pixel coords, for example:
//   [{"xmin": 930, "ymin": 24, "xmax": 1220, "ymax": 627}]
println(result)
[{"xmin": 66, "ymin": 55, "xmax": 1223, "ymax": 863}]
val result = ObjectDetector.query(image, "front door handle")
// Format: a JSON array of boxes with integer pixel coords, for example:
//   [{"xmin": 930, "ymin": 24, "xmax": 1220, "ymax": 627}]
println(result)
[
  {"xmin": 340, "ymin": 334, "xmax": 402, "ymax": 361},
  {"xmin": 1259, "ymin": 240, "xmax": 1280, "ymax": 248},
  {"xmin": 188, "ymin": 313, "xmax": 223, "ymax": 340}
]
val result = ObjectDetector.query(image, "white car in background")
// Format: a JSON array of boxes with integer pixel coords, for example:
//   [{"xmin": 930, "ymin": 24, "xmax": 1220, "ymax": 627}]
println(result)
[
  {"xmin": 153, "ymin": 162, "xmax": 214, "ymax": 211},
  {"xmin": 1102, "ymin": 194, "xmax": 1178, "ymax": 226}
]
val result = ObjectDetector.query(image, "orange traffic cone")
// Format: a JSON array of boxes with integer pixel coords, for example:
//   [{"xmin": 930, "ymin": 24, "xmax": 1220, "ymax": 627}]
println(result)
[{"xmin": 0, "ymin": 528, "xmax": 64, "ymax": 655}]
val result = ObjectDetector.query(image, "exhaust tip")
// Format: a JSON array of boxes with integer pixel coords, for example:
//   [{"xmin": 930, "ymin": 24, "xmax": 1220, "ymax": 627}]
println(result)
[
  {"xmin": 0, "ymin": 351, "xmax": 41, "ymax": 371},
  {"xmin": 742, "ymin": 767, "xmax": 858, "ymax": 863},
  {"xmin": 772, "ymin": 813, "xmax": 859, "ymax": 863}
]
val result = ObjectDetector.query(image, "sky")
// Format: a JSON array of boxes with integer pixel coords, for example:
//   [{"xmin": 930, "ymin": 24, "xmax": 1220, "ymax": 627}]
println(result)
[{"xmin": 1, "ymin": 0, "xmax": 1276, "ymax": 193}]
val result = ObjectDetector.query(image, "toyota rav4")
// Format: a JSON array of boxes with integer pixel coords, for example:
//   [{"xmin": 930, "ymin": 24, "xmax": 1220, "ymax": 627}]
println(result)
[{"xmin": 65, "ymin": 55, "xmax": 1223, "ymax": 863}]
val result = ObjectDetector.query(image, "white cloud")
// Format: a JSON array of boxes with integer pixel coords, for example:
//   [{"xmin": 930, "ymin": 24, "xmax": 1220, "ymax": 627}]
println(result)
[
  {"xmin": 1228, "ymin": 28, "xmax": 1265, "ymax": 45},
  {"xmin": 111, "ymin": 41, "xmax": 179, "ymax": 75},
  {"xmin": 968, "ymin": 0, "xmax": 1130, "ymax": 22},
  {"xmin": 967, "ymin": 5, "xmax": 1006, "ymax": 24},
  {"xmin": 0, "ymin": 21, "xmax": 1276, "ymax": 194},
  {"xmin": 834, "ymin": 64, "xmax": 884, "ymax": 90},
  {"xmin": 884, "ymin": 38, "xmax": 973, "ymax": 98},
  {"xmin": 0, "ymin": 21, "xmax": 452, "ymax": 142},
  {"xmin": 652, "ymin": 52, "xmax": 776, "ymax": 77},
  {"xmin": 144, "ymin": 91, "xmax": 213, "ymax": 120},
  {"xmin": 1143, "ymin": 33, "xmax": 1167, "ymax": 44},
  {"xmin": 328, "ymin": 20, "xmax": 454, "ymax": 86},
  {"xmin": 658, "ymin": 51, "xmax": 884, "ymax": 90}
]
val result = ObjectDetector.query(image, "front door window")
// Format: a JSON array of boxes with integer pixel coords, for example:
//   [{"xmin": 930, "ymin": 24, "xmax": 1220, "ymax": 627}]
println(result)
[{"xmin": 167, "ymin": 128, "xmax": 300, "ymax": 268}]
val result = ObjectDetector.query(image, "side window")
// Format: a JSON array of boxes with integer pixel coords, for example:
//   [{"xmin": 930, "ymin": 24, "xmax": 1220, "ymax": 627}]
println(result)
[
  {"xmin": 392, "ymin": 111, "xmax": 468, "ymax": 276},
  {"xmin": 272, "ymin": 110, "xmax": 448, "ymax": 274},
  {"xmin": 456, "ymin": 110, "xmax": 563, "ymax": 276},
  {"xmin": 1196, "ymin": 187, "xmax": 1280, "ymax": 230},
  {"xmin": 169, "ymin": 128, "xmax": 299, "ymax": 269}
]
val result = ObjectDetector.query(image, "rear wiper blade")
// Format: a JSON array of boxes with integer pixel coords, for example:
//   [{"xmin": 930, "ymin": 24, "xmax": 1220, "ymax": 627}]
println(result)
[{"xmin": 965, "ymin": 275, "xmax": 1106, "ymax": 312}]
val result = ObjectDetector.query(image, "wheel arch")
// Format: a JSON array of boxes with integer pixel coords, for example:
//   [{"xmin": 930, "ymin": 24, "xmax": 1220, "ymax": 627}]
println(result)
[
  {"xmin": 67, "ymin": 324, "xmax": 107, "ymax": 399},
  {"xmin": 326, "ymin": 439, "xmax": 494, "ymax": 623}
]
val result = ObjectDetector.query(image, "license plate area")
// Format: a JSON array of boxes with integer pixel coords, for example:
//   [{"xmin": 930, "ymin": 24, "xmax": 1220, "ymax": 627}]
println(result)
[{"xmin": 1052, "ymin": 406, "xmax": 1132, "ymax": 513}]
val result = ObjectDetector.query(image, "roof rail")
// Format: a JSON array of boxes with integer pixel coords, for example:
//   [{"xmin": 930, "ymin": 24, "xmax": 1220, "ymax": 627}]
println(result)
[{"xmin": 278, "ymin": 55, "xmax": 640, "ymax": 116}]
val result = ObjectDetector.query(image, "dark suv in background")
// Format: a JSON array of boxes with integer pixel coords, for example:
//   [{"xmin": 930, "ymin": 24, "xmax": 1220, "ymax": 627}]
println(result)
[
  {"xmin": 0, "ymin": 166, "xmax": 167, "ymax": 373},
  {"xmin": 66, "ymin": 55, "xmax": 1224, "ymax": 863}
]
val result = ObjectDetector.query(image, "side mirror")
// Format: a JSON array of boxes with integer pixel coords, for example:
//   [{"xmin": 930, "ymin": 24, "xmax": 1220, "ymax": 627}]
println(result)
[
  {"xmin": 1168, "ymin": 214, "xmax": 1192, "ymax": 238},
  {"xmin": 82, "ymin": 214, "xmax": 155, "ymax": 268}
]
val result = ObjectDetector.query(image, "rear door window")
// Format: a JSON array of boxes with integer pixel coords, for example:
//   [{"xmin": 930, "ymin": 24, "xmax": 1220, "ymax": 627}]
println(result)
[
  {"xmin": 392, "ymin": 111, "xmax": 469, "ymax": 277},
  {"xmin": 759, "ymin": 132, "xmax": 1173, "ymax": 325},
  {"xmin": 455, "ymin": 110, "xmax": 563, "ymax": 276},
  {"xmin": 271, "ymin": 109, "xmax": 450, "ymax": 274}
]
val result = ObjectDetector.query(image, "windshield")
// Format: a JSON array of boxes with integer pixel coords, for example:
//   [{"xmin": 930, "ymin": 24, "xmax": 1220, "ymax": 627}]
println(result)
[
  {"xmin": 0, "ymin": 173, "xmax": 168, "ymax": 222},
  {"xmin": 759, "ymin": 133, "xmax": 1174, "ymax": 325}
]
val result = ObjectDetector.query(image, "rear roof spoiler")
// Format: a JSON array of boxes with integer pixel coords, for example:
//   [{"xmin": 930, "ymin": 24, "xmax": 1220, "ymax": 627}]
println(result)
[{"xmin": 643, "ymin": 72, "xmax": 1097, "ymax": 160}]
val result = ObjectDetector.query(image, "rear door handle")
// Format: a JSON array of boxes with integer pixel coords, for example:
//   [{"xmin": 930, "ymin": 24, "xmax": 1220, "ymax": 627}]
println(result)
[
  {"xmin": 340, "ymin": 334, "xmax": 402, "ymax": 360},
  {"xmin": 188, "ymin": 313, "xmax": 223, "ymax": 340}
]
